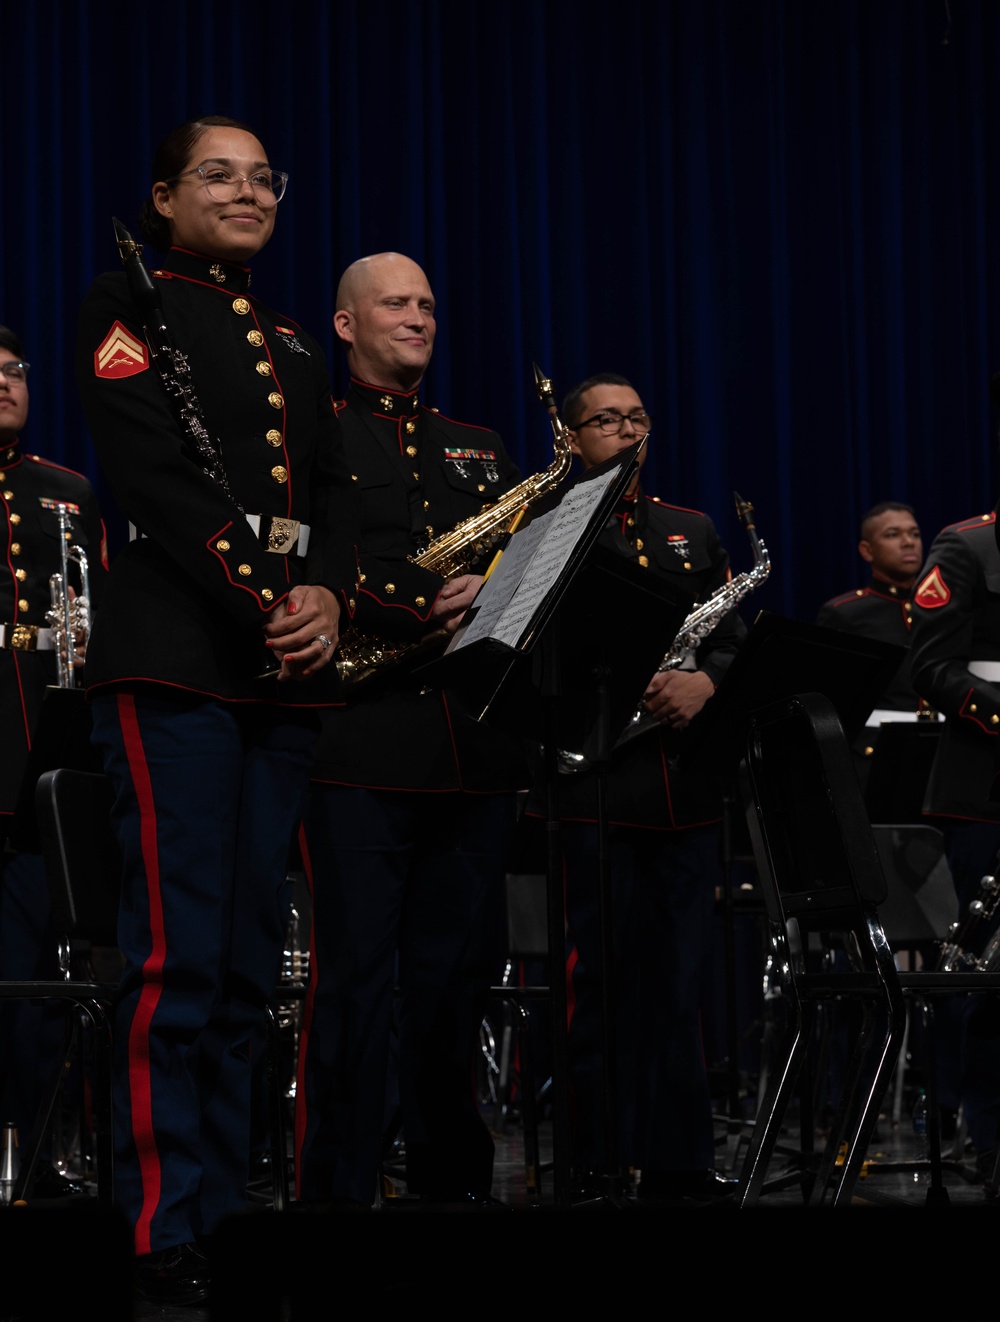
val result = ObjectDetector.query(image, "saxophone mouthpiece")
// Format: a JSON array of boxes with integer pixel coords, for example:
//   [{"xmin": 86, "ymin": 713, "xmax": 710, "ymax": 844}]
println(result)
[
  {"xmin": 533, "ymin": 361, "xmax": 555, "ymax": 405},
  {"xmin": 112, "ymin": 216, "xmax": 142, "ymax": 264},
  {"xmin": 734, "ymin": 490, "xmax": 756, "ymax": 530}
]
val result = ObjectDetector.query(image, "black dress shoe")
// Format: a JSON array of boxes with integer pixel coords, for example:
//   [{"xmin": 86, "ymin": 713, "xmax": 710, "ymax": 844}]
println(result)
[
  {"xmin": 135, "ymin": 1242, "xmax": 210, "ymax": 1306},
  {"xmin": 31, "ymin": 1161, "xmax": 91, "ymax": 1199},
  {"xmin": 637, "ymin": 1169, "xmax": 738, "ymax": 1204}
]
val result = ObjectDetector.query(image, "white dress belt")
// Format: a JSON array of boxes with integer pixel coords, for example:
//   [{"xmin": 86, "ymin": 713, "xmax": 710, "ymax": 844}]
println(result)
[
  {"xmin": 130, "ymin": 513, "xmax": 311, "ymax": 556},
  {"xmin": 865, "ymin": 708, "xmax": 942, "ymax": 726},
  {"xmin": 969, "ymin": 660, "xmax": 1000, "ymax": 682}
]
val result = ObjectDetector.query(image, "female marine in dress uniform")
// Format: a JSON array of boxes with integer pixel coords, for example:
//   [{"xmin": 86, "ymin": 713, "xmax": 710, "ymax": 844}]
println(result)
[{"xmin": 75, "ymin": 116, "xmax": 357, "ymax": 1301}]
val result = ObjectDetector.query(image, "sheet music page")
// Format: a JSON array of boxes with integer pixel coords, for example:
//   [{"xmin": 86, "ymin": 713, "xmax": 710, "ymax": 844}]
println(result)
[
  {"xmin": 453, "ymin": 467, "xmax": 619, "ymax": 651},
  {"xmin": 454, "ymin": 511, "xmax": 554, "ymax": 648}
]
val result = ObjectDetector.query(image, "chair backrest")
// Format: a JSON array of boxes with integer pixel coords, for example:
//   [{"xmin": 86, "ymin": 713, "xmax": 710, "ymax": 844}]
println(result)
[
  {"xmin": 741, "ymin": 692, "xmax": 897, "ymax": 988},
  {"xmin": 871, "ymin": 824, "xmax": 957, "ymax": 948},
  {"xmin": 35, "ymin": 769, "xmax": 121, "ymax": 948}
]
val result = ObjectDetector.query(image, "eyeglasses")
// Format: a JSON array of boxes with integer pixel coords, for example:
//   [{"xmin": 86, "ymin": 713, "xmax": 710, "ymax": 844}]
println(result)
[
  {"xmin": 576, "ymin": 410, "xmax": 651, "ymax": 435},
  {"xmin": 169, "ymin": 165, "xmax": 289, "ymax": 205},
  {"xmin": 0, "ymin": 361, "xmax": 29, "ymax": 384}
]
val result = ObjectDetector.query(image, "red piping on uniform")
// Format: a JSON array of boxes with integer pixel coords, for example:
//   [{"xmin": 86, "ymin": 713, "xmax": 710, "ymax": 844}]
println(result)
[{"xmin": 118, "ymin": 691, "xmax": 167, "ymax": 1255}]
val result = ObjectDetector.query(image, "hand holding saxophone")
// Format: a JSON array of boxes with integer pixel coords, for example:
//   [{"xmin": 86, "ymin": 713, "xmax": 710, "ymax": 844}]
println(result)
[
  {"xmin": 429, "ymin": 573, "xmax": 484, "ymax": 634},
  {"xmin": 264, "ymin": 584, "xmax": 341, "ymax": 681},
  {"xmin": 643, "ymin": 669, "xmax": 715, "ymax": 730}
]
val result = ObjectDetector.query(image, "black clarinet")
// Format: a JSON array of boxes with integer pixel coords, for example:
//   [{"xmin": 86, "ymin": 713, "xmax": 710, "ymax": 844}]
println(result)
[{"xmin": 112, "ymin": 217, "xmax": 241, "ymax": 510}]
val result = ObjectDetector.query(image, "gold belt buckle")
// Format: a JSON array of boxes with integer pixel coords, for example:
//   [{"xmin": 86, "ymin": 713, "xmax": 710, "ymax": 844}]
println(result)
[
  {"xmin": 265, "ymin": 517, "xmax": 300, "ymax": 554},
  {"xmin": 10, "ymin": 624, "xmax": 39, "ymax": 651}
]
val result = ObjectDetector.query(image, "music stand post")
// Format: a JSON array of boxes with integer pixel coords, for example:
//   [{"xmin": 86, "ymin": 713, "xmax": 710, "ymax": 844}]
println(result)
[{"xmin": 424, "ymin": 445, "xmax": 692, "ymax": 1206}]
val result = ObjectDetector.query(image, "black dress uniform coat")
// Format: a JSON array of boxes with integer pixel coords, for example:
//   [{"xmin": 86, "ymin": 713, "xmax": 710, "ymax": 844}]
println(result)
[
  {"xmin": 817, "ymin": 574, "xmax": 920, "ymax": 711},
  {"xmin": 910, "ymin": 511, "xmax": 1000, "ymax": 821},
  {"xmin": 551, "ymin": 490, "xmax": 745, "ymax": 828},
  {"xmin": 0, "ymin": 438, "xmax": 106, "ymax": 817},
  {"xmin": 311, "ymin": 379, "xmax": 527, "ymax": 789},
  {"xmin": 76, "ymin": 247, "xmax": 357, "ymax": 703}
]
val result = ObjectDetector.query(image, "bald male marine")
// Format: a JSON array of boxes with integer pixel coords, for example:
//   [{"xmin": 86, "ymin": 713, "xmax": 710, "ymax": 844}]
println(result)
[{"xmin": 295, "ymin": 254, "xmax": 527, "ymax": 1207}]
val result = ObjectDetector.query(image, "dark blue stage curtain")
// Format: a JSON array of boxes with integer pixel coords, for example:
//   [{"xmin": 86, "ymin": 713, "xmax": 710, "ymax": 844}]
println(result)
[{"xmin": 3, "ymin": 0, "xmax": 1000, "ymax": 617}]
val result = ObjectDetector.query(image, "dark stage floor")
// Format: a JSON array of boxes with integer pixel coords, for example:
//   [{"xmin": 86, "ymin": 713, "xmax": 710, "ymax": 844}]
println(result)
[{"xmin": 4, "ymin": 1098, "xmax": 998, "ymax": 1322}]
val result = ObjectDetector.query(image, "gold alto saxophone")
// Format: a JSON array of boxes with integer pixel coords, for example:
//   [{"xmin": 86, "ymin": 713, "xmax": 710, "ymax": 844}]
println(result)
[
  {"xmin": 45, "ymin": 502, "xmax": 91, "ymax": 689},
  {"xmin": 335, "ymin": 363, "xmax": 573, "ymax": 689},
  {"xmin": 558, "ymin": 492, "xmax": 770, "ymax": 772}
]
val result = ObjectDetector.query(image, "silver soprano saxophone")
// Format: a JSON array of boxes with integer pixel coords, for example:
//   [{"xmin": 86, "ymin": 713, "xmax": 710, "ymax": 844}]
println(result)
[
  {"xmin": 938, "ymin": 858, "xmax": 1000, "ymax": 972},
  {"xmin": 335, "ymin": 363, "xmax": 573, "ymax": 689},
  {"xmin": 45, "ymin": 502, "xmax": 91, "ymax": 689},
  {"xmin": 558, "ymin": 491, "xmax": 770, "ymax": 773}
]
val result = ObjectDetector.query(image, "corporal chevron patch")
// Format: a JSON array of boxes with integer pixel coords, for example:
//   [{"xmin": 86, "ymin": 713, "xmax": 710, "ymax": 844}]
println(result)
[
  {"xmin": 914, "ymin": 565, "xmax": 951, "ymax": 609},
  {"xmin": 94, "ymin": 321, "xmax": 148, "ymax": 378}
]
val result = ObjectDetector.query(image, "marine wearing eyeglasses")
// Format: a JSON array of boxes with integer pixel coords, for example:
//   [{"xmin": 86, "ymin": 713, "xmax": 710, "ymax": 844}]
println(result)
[{"xmin": 546, "ymin": 370, "xmax": 744, "ymax": 1203}]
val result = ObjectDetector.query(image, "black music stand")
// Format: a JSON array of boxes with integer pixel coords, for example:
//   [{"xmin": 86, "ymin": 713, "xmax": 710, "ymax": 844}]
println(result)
[
  {"xmin": 679, "ymin": 611, "xmax": 903, "ymax": 1177},
  {"xmin": 863, "ymin": 720, "xmax": 943, "ymax": 825},
  {"xmin": 423, "ymin": 445, "xmax": 691, "ymax": 1207}
]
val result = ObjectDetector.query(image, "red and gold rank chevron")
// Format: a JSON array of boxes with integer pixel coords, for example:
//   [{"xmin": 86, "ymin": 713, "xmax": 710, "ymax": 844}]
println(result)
[
  {"xmin": 94, "ymin": 321, "xmax": 148, "ymax": 379},
  {"xmin": 914, "ymin": 565, "xmax": 951, "ymax": 609}
]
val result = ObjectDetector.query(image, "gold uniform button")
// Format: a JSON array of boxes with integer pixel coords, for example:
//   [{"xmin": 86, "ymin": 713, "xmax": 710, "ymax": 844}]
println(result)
[
  {"xmin": 15, "ymin": 568, "xmax": 26, "ymax": 582},
  {"xmin": 683, "ymin": 561, "xmax": 692, "ymax": 570},
  {"xmin": 413, "ymin": 471, "xmax": 420, "ymax": 481},
  {"xmin": 9, "ymin": 513, "xmax": 19, "ymax": 525},
  {"xmin": 864, "ymin": 746, "xmax": 875, "ymax": 758},
  {"xmin": 385, "ymin": 583, "xmax": 396, "ymax": 594},
  {"xmin": 970, "ymin": 703, "xmax": 978, "ymax": 713},
  {"xmin": 217, "ymin": 539, "xmax": 230, "ymax": 552},
  {"xmin": 993, "ymin": 715, "xmax": 1000, "ymax": 726},
  {"xmin": 477, "ymin": 483, "xmax": 485, "ymax": 493},
  {"xmin": 268, "ymin": 392, "xmax": 284, "ymax": 410},
  {"xmin": 266, "ymin": 429, "xmax": 282, "ymax": 447},
  {"xmin": 271, "ymin": 465, "xmax": 288, "ymax": 484},
  {"xmin": 638, "ymin": 555, "xmax": 650, "ymax": 568},
  {"xmin": 406, "ymin": 445, "xmax": 418, "ymax": 458},
  {"xmin": 426, "ymin": 525, "xmax": 434, "ymax": 537},
  {"xmin": 18, "ymin": 598, "xmax": 28, "ymax": 612},
  {"xmin": 415, "ymin": 595, "xmax": 426, "ymax": 608},
  {"xmin": 423, "ymin": 500, "xmax": 430, "ymax": 511},
  {"xmin": 0, "ymin": 471, "xmax": 5, "ymax": 481},
  {"xmin": 627, "ymin": 516, "xmax": 635, "ymax": 527},
  {"xmin": 351, "ymin": 474, "xmax": 358, "ymax": 482},
  {"xmin": 262, "ymin": 588, "xmax": 273, "ymax": 602},
  {"xmin": 405, "ymin": 421, "xmax": 416, "ymax": 435},
  {"xmin": 359, "ymin": 573, "xmax": 366, "ymax": 583},
  {"xmin": 256, "ymin": 361, "xmax": 272, "ymax": 377},
  {"xmin": 3, "ymin": 490, "xmax": 12, "ymax": 501},
  {"xmin": 349, "ymin": 597, "xmax": 356, "ymax": 610},
  {"xmin": 855, "ymin": 589, "xmax": 864, "ymax": 597},
  {"xmin": 984, "ymin": 514, "xmax": 992, "ymax": 521},
  {"xmin": 10, "ymin": 543, "xmax": 20, "ymax": 555},
  {"xmin": 636, "ymin": 538, "xmax": 644, "ymax": 550},
  {"xmin": 247, "ymin": 330, "xmax": 264, "ymax": 347},
  {"xmin": 64, "ymin": 532, "xmax": 72, "ymax": 541},
  {"xmin": 233, "ymin": 298, "xmax": 251, "ymax": 315},
  {"xmin": 238, "ymin": 564, "xmax": 252, "ymax": 576}
]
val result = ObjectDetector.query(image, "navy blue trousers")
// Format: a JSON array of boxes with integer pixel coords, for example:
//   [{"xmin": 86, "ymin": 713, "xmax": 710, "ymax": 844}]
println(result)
[
  {"xmin": 296, "ymin": 786, "xmax": 512, "ymax": 1205},
  {"xmin": 562, "ymin": 822, "xmax": 719, "ymax": 1173},
  {"xmin": 91, "ymin": 691, "xmax": 317, "ymax": 1253}
]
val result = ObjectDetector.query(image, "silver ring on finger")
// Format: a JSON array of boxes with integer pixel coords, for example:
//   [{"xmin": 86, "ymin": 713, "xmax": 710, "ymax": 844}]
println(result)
[{"xmin": 316, "ymin": 634, "xmax": 332, "ymax": 651}]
